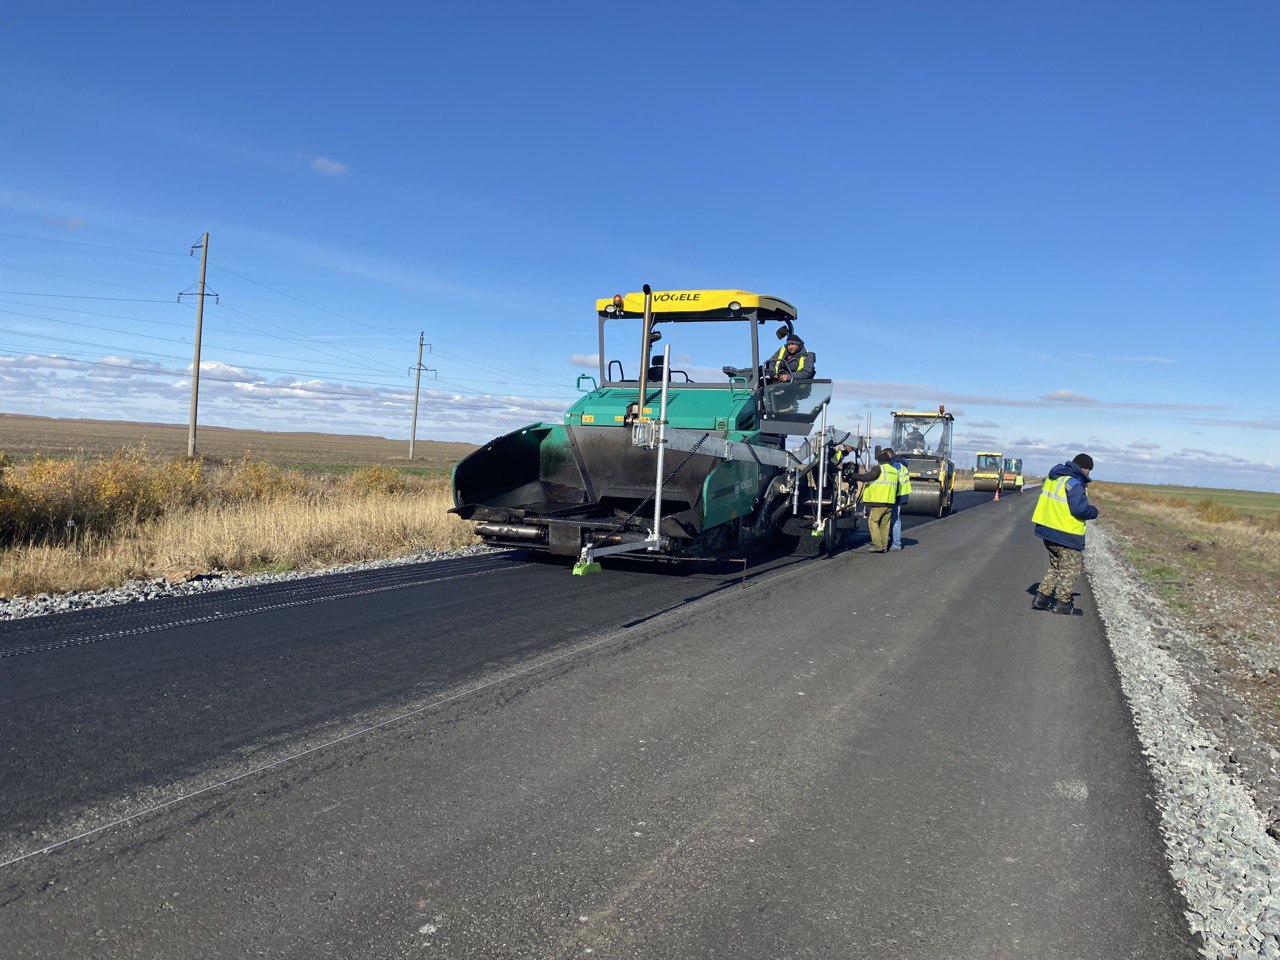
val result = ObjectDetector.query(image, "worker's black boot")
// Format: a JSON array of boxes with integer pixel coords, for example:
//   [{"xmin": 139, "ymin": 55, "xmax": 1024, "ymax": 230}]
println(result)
[
  {"xmin": 1031, "ymin": 592, "xmax": 1053, "ymax": 611},
  {"xmin": 1051, "ymin": 599, "xmax": 1076, "ymax": 615}
]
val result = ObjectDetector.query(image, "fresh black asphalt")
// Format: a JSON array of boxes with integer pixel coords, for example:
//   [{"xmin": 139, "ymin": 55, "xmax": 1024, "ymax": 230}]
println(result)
[{"xmin": 0, "ymin": 490, "xmax": 1197, "ymax": 958}]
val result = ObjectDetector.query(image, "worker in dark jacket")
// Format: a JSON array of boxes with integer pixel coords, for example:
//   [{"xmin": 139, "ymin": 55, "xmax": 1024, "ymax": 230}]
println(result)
[
  {"xmin": 888, "ymin": 448, "xmax": 910, "ymax": 551},
  {"xmin": 1031, "ymin": 454, "xmax": 1099, "ymax": 615},
  {"xmin": 845, "ymin": 448, "xmax": 900, "ymax": 553},
  {"xmin": 764, "ymin": 334, "xmax": 815, "ymax": 383}
]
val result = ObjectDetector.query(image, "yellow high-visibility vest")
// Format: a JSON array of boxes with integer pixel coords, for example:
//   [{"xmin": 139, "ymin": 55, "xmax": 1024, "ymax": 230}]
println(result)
[
  {"xmin": 863, "ymin": 463, "xmax": 900, "ymax": 505},
  {"xmin": 1032, "ymin": 476, "xmax": 1086, "ymax": 536},
  {"xmin": 774, "ymin": 345, "xmax": 806, "ymax": 371}
]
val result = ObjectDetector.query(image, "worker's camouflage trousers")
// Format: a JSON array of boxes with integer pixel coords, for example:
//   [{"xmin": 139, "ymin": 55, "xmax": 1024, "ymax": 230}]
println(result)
[{"xmin": 1038, "ymin": 541, "xmax": 1083, "ymax": 603}]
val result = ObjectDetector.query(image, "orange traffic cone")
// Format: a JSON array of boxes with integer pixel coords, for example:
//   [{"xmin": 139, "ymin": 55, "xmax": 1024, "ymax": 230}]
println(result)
[{"xmin": 994, "ymin": 486, "xmax": 1001, "ymax": 502}]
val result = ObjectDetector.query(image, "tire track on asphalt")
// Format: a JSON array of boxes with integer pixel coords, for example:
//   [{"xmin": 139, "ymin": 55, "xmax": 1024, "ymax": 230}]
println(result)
[{"xmin": 0, "ymin": 555, "xmax": 528, "ymax": 658}]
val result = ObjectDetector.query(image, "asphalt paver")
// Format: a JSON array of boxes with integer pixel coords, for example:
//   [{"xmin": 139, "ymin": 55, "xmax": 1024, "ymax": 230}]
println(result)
[{"xmin": 0, "ymin": 490, "xmax": 1196, "ymax": 958}]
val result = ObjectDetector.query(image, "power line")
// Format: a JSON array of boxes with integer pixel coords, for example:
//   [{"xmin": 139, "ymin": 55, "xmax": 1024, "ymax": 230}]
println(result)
[
  {"xmin": 0, "ymin": 302, "xmax": 428, "ymax": 377},
  {"xmin": 0, "ymin": 306, "xmax": 575, "ymax": 398},
  {"xmin": 0, "ymin": 264, "xmax": 571, "ymax": 388},
  {"xmin": 5, "ymin": 349, "xmax": 567, "ymax": 406},
  {"xmin": 0, "ymin": 298, "xmax": 192, "ymax": 329},
  {"xmin": 0, "ymin": 326, "xmax": 422, "ymax": 391},
  {"xmin": 208, "ymin": 302, "xmax": 406, "ymax": 377},
  {"xmin": 0, "ymin": 288, "xmax": 408, "ymax": 333},
  {"xmin": 0, "ymin": 336, "xmax": 572, "ymax": 401},
  {"xmin": 0, "ymin": 349, "xmax": 413, "ymax": 403},
  {"xmin": 0, "ymin": 263, "xmax": 174, "ymax": 296},
  {"xmin": 209, "ymin": 261, "xmax": 412, "ymax": 342},
  {"xmin": 0, "ymin": 247, "xmax": 575, "ymax": 396},
  {"xmin": 0, "ymin": 291, "xmax": 175, "ymax": 303},
  {"xmin": 429, "ymin": 345, "xmax": 567, "ymax": 390},
  {"xmin": 1, "ymin": 293, "xmax": 422, "ymax": 362},
  {"xmin": 0, "ymin": 232, "xmax": 187, "ymax": 257}
]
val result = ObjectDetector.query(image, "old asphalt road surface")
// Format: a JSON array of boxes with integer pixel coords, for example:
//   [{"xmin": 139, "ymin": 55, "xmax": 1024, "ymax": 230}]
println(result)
[{"xmin": 1, "ymin": 491, "xmax": 1196, "ymax": 959}]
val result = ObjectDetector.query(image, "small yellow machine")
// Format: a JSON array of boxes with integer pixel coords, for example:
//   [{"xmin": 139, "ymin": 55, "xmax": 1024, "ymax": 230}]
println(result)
[
  {"xmin": 973, "ymin": 451, "xmax": 1005, "ymax": 492},
  {"xmin": 1002, "ymin": 456, "xmax": 1024, "ymax": 492}
]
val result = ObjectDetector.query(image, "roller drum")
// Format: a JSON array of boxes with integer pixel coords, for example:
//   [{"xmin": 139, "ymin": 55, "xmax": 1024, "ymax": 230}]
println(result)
[
  {"xmin": 973, "ymin": 478, "xmax": 1001, "ymax": 492},
  {"xmin": 902, "ymin": 483, "xmax": 944, "ymax": 517}
]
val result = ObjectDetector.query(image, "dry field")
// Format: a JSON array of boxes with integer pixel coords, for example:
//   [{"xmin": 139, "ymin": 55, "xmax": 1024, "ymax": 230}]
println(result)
[
  {"xmin": 0, "ymin": 413, "xmax": 475, "ymax": 473},
  {"xmin": 1091, "ymin": 481, "xmax": 1280, "ymax": 780}
]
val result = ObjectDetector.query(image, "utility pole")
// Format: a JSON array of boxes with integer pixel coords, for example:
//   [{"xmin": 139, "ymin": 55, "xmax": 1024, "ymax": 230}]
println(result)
[
  {"xmin": 408, "ymin": 332, "xmax": 435, "ymax": 460},
  {"xmin": 179, "ymin": 233, "xmax": 215, "ymax": 459}
]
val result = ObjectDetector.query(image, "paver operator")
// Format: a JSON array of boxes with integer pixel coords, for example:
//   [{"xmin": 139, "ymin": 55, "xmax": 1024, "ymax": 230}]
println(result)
[
  {"xmin": 1031, "ymin": 453, "xmax": 1099, "ymax": 615},
  {"xmin": 845, "ymin": 448, "xmax": 901, "ymax": 553},
  {"xmin": 764, "ymin": 334, "xmax": 815, "ymax": 383}
]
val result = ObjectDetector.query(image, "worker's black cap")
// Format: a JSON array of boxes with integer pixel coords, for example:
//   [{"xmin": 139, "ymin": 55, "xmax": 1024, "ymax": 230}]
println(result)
[
  {"xmin": 875, "ymin": 449, "xmax": 892, "ymax": 463},
  {"xmin": 786, "ymin": 333, "xmax": 803, "ymax": 346},
  {"xmin": 1073, "ymin": 453, "xmax": 1094, "ymax": 470}
]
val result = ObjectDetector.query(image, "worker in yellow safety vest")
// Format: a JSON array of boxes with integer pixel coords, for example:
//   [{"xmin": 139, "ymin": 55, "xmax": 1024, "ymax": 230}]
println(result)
[
  {"xmin": 847, "ymin": 449, "xmax": 900, "ymax": 553},
  {"xmin": 1031, "ymin": 453, "xmax": 1099, "ymax": 615},
  {"xmin": 764, "ymin": 334, "xmax": 815, "ymax": 383}
]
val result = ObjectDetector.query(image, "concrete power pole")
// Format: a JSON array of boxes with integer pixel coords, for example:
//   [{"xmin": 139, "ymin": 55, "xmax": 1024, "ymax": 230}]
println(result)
[
  {"xmin": 408, "ymin": 332, "xmax": 435, "ymax": 460},
  {"xmin": 184, "ymin": 232, "xmax": 211, "ymax": 459}
]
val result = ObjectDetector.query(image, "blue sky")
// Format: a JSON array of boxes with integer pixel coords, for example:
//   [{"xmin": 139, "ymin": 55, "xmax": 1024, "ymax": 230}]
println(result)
[{"xmin": 1, "ymin": 1, "xmax": 1277, "ymax": 489}]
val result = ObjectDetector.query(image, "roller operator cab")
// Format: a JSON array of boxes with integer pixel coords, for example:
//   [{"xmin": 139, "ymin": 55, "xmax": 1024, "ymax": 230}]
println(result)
[
  {"xmin": 889, "ymin": 408, "xmax": 956, "ymax": 517},
  {"xmin": 973, "ymin": 451, "xmax": 1005, "ymax": 492},
  {"xmin": 451, "ymin": 289, "xmax": 864, "ymax": 564},
  {"xmin": 1002, "ymin": 457, "xmax": 1024, "ymax": 492}
]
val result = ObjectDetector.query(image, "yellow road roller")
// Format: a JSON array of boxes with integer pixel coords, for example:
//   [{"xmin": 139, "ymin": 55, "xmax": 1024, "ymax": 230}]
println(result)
[
  {"xmin": 1002, "ymin": 456, "xmax": 1024, "ymax": 492},
  {"xmin": 890, "ymin": 407, "xmax": 956, "ymax": 517},
  {"xmin": 973, "ymin": 451, "xmax": 1005, "ymax": 492}
]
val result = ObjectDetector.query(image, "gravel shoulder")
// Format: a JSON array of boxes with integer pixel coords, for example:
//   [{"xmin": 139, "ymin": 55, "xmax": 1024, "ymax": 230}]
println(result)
[{"xmin": 1088, "ymin": 523, "xmax": 1280, "ymax": 959}]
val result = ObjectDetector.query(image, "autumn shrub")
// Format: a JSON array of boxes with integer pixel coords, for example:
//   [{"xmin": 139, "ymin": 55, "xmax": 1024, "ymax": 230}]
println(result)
[
  {"xmin": 214, "ymin": 457, "xmax": 304, "ymax": 502},
  {"xmin": 344, "ymin": 464, "xmax": 406, "ymax": 496},
  {"xmin": 5, "ymin": 448, "xmax": 168, "ymax": 536},
  {"xmin": 149, "ymin": 456, "xmax": 208, "ymax": 508},
  {"xmin": 1191, "ymin": 499, "xmax": 1241, "ymax": 524}
]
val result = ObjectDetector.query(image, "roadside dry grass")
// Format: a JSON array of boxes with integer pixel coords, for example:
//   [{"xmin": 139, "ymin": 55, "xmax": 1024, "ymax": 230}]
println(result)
[{"xmin": 0, "ymin": 450, "xmax": 474, "ymax": 597}]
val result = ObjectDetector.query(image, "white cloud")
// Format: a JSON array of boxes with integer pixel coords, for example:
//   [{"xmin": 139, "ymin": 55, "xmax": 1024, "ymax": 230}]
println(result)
[
  {"xmin": 311, "ymin": 155, "xmax": 351, "ymax": 176},
  {"xmin": 831, "ymin": 379, "xmax": 1221, "ymax": 413},
  {"xmin": 1130, "ymin": 438, "xmax": 1160, "ymax": 450},
  {"xmin": 43, "ymin": 215, "xmax": 86, "ymax": 230},
  {"xmin": 570, "ymin": 353, "xmax": 600, "ymax": 368},
  {"xmin": 0, "ymin": 350, "xmax": 572, "ymax": 443},
  {"xmin": 1041, "ymin": 389, "xmax": 1097, "ymax": 404},
  {"xmin": 1191, "ymin": 416, "xmax": 1280, "ymax": 431},
  {"xmin": 1079, "ymin": 353, "xmax": 1177, "ymax": 364},
  {"xmin": 198, "ymin": 359, "xmax": 259, "ymax": 381}
]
